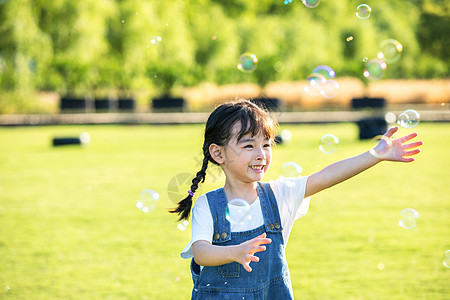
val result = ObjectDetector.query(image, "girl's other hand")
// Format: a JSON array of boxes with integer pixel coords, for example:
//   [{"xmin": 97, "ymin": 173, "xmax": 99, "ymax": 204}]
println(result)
[
  {"xmin": 233, "ymin": 232, "xmax": 272, "ymax": 272},
  {"xmin": 370, "ymin": 126, "xmax": 423, "ymax": 162}
]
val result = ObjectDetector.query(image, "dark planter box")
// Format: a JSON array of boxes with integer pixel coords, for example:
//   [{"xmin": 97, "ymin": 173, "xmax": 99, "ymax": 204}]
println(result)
[
  {"xmin": 151, "ymin": 96, "xmax": 187, "ymax": 112},
  {"xmin": 94, "ymin": 98, "xmax": 112, "ymax": 112},
  {"xmin": 60, "ymin": 97, "xmax": 90, "ymax": 113},
  {"xmin": 118, "ymin": 98, "xmax": 135, "ymax": 111},
  {"xmin": 356, "ymin": 117, "xmax": 388, "ymax": 140},
  {"xmin": 251, "ymin": 97, "xmax": 283, "ymax": 112},
  {"xmin": 351, "ymin": 97, "xmax": 386, "ymax": 109}
]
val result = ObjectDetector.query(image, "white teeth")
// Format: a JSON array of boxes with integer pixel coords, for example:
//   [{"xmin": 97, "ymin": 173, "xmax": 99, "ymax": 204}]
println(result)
[{"xmin": 250, "ymin": 166, "xmax": 264, "ymax": 170}]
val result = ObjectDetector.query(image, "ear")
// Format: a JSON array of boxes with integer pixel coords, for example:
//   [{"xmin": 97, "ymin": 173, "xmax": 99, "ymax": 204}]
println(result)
[{"xmin": 209, "ymin": 143, "xmax": 225, "ymax": 164}]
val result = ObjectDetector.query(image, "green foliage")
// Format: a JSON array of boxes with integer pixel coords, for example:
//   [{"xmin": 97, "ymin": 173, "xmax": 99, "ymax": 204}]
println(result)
[{"xmin": 0, "ymin": 0, "xmax": 448, "ymax": 96}]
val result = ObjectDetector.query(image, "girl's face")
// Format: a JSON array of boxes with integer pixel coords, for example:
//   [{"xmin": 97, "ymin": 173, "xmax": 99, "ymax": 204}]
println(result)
[{"xmin": 220, "ymin": 123, "xmax": 273, "ymax": 184}]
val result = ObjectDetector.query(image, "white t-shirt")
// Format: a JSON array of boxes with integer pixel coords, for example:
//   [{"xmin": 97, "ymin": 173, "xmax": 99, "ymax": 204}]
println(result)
[{"xmin": 181, "ymin": 176, "xmax": 311, "ymax": 259}]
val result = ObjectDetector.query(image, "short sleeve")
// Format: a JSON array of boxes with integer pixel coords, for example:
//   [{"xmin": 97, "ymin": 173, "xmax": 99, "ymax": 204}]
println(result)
[
  {"xmin": 269, "ymin": 176, "xmax": 311, "ymax": 244},
  {"xmin": 180, "ymin": 194, "xmax": 213, "ymax": 259}
]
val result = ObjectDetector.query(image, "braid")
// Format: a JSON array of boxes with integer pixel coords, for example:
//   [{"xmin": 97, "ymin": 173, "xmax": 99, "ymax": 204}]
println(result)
[{"xmin": 169, "ymin": 152, "xmax": 209, "ymax": 221}]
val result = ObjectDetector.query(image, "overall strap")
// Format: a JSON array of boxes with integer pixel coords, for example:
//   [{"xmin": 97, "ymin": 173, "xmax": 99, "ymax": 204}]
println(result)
[
  {"xmin": 205, "ymin": 188, "xmax": 232, "ymax": 244},
  {"xmin": 257, "ymin": 182, "xmax": 283, "ymax": 233}
]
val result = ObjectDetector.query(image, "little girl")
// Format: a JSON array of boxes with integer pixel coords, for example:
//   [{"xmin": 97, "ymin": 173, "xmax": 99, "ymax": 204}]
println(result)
[{"xmin": 170, "ymin": 99, "xmax": 422, "ymax": 299}]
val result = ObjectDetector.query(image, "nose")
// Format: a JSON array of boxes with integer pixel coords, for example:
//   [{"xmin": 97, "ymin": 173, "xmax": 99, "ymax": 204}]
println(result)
[{"xmin": 255, "ymin": 146, "xmax": 266, "ymax": 161}]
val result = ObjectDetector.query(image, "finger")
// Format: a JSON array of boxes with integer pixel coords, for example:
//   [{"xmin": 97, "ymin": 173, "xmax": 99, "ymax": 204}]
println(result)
[
  {"xmin": 403, "ymin": 149, "xmax": 421, "ymax": 156},
  {"xmin": 384, "ymin": 126, "xmax": 398, "ymax": 138},
  {"xmin": 252, "ymin": 245, "xmax": 267, "ymax": 254},
  {"xmin": 249, "ymin": 254, "xmax": 259, "ymax": 262},
  {"xmin": 402, "ymin": 141, "xmax": 423, "ymax": 150},
  {"xmin": 256, "ymin": 238, "xmax": 271, "ymax": 245},
  {"xmin": 401, "ymin": 157, "xmax": 415, "ymax": 163},
  {"xmin": 243, "ymin": 262, "xmax": 252, "ymax": 273},
  {"xmin": 398, "ymin": 132, "xmax": 418, "ymax": 143}
]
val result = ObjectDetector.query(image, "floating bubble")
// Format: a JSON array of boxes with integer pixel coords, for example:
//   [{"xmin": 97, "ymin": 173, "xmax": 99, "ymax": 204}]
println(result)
[
  {"xmin": 356, "ymin": 4, "xmax": 371, "ymax": 19},
  {"xmin": 226, "ymin": 199, "xmax": 252, "ymax": 226},
  {"xmin": 167, "ymin": 172, "xmax": 201, "ymax": 204},
  {"xmin": 397, "ymin": 109, "xmax": 420, "ymax": 129},
  {"xmin": 377, "ymin": 262, "xmax": 385, "ymax": 271},
  {"xmin": 121, "ymin": 19, "xmax": 125, "ymax": 23},
  {"xmin": 444, "ymin": 250, "xmax": 450, "ymax": 268},
  {"xmin": 384, "ymin": 112, "xmax": 397, "ymax": 124},
  {"xmin": 312, "ymin": 65, "xmax": 335, "ymax": 79},
  {"xmin": 369, "ymin": 136, "xmax": 393, "ymax": 159},
  {"xmin": 304, "ymin": 73, "xmax": 326, "ymax": 96},
  {"xmin": 150, "ymin": 36, "xmax": 162, "ymax": 45},
  {"xmin": 302, "ymin": 0, "xmax": 320, "ymax": 8},
  {"xmin": 80, "ymin": 132, "xmax": 91, "ymax": 145},
  {"xmin": 399, "ymin": 208, "xmax": 419, "ymax": 230},
  {"xmin": 363, "ymin": 59, "xmax": 387, "ymax": 80},
  {"xmin": 274, "ymin": 61, "xmax": 285, "ymax": 73},
  {"xmin": 363, "ymin": 57, "xmax": 368, "ymax": 62},
  {"xmin": 320, "ymin": 79, "xmax": 340, "ymax": 99},
  {"xmin": 237, "ymin": 53, "xmax": 258, "ymax": 73},
  {"xmin": 136, "ymin": 189, "xmax": 160, "ymax": 213},
  {"xmin": 378, "ymin": 39, "xmax": 403, "ymax": 64},
  {"xmin": 283, "ymin": 0, "xmax": 293, "ymax": 4},
  {"xmin": 346, "ymin": 36, "xmax": 354, "ymax": 42},
  {"xmin": 319, "ymin": 134, "xmax": 339, "ymax": 154},
  {"xmin": 280, "ymin": 130, "xmax": 292, "ymax": 143},
  {"xmin": 281, "ymin": 161, "xmax": 302, "ymax": 178},
  {"xmin": 177, "ymin": 220, "xmax": 189, "ymax": 231}
]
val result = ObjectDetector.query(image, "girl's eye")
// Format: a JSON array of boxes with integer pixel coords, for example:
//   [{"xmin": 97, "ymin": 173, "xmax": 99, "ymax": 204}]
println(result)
[
  {"xmin": 264, "ymin": 144, "xmax": 271, "ymax": 148},
  {"xmin": 244, "ymin": 145, "xmax": 253, "ymax": 149}
]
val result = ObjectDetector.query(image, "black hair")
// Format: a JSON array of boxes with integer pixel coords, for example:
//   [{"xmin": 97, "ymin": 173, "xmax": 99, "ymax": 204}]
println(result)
[{"xmin": 169, "ymin": 99, "xmax": 278, "ymax": 221}]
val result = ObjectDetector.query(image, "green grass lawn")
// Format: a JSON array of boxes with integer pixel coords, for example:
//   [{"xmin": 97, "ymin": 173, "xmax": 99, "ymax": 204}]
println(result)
[{"xmin": 0, "ymin": 122, "xmax": 449, "ymax": 299}]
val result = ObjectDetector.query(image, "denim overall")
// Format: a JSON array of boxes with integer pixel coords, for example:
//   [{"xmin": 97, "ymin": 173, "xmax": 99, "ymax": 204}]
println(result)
[{"xmin": 190, "ymin": 182, "xmax": 294, "ymax": 300}]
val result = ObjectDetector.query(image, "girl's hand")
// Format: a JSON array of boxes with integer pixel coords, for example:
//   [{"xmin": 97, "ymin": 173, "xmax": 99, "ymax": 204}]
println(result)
[
  {"xmin": 370, "ymin": 126, "xmax": 423, "ymax": 162},
  {"xmin": 233, "ymin": 232, "xmax": 272, "ymax": 272}
]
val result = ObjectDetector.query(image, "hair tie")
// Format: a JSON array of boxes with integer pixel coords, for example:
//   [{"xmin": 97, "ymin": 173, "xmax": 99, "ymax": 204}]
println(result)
[{"xmin": 188, "ymin": 190, "xmax": 195, "ymax": 197}]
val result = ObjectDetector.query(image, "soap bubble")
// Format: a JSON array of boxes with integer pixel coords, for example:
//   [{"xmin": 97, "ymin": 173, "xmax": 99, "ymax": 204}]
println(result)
[
  {"xmin": 226, "ymin": 199, "xmax": 252, "ymax": 226},
  {"xmin": 80, "ymin": 132, "xmax": 91, "ymax": 145},
  {"xmin": 320, "ymin": 79, "xmax": 340, "ymax": 99},
  {"xmin": 136, "ymin": 189, "xmax": 160, "ymax": 213},
  {"xmin": 363, "ymin": 59, "xmax": 387, "ymax": 80},
  {"xmin": 312, "ymin": 65, "xmax": 335, "ymax": 79},
  {"xmin": 363, "ymin": 57, "xmax": 368, "ymax": 62},
  {"xmin": 384, "ymin": 112, "xmax": 397, "ymax": 124},
  {"xmin": 302, "ymin": 0, "xmax": 319, "ymax": 8},
  {"xmin": 369, "ymin": 135, "xmax": 393, "ymax": 159},
  {"xmin": 346, "ymin": 36, "xmax": 354, "ymax": 42},
  {"xmin": 398, "ymin": 208, "xmax": 419, "ymax": 230},
  {"xmin": 237, "ymin": 53, "xmax": 258, "ymax": 73},
  {"xmin": 319, "ymin": 134, "xmax": 339, "ymax": 154},
  {"xmin": 356, "ymin": 4, "xmax": 371, "ymax": 19},
  {"xmin": 443, "ymin": 250, "xmax": 450, "ymax": 268},
  {"xmin": 397, "ymin": 109, "xmax": 420, "ymax": 129},
  {"xmin": 280, "ymin": 130, "xmax": 292, "ymax": 143},
  {"xmin": 281, "ymin": 161, "xmax": 302, "ymax": 178},
  {"xmin": 304, "ymin": 73, "xmax": 326, "ymax": 96},
  {"xmin": 177, "ymin": 220, "xmax": 189, "ymax": 231},
  {"xmin": 378, "ymin": 39, "xmax": 403, "ymax": 64},
  {"xmin": 283, "ymin": 0, "xmax": 293, "ymax": 4},
  {"xmin": 150, "ymin": 36, "xmax": 162, "ymax": 45}
]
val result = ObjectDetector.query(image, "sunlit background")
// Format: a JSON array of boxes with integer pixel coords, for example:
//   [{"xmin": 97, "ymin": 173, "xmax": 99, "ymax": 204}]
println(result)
[{"xmin": 0, "ymin": 0, "xmax": 449, "ymax": 299}]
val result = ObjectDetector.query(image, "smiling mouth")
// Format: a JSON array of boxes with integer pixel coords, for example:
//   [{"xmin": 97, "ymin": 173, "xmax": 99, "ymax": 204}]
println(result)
[{"xmin": 250, "ymin": 165, "xmax": 265, "ymax": 171}]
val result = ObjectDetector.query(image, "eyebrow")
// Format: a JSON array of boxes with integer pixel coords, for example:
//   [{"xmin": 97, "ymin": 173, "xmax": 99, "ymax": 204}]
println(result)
[{"xmin": 237, "ymin": 137, "xmax": 270, "ymax": 144}]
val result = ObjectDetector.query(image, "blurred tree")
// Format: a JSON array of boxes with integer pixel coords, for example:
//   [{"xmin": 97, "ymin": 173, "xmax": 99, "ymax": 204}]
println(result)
[{"xmin": 0, "ymin": 0, "xmax": 52, "ymax": 91}]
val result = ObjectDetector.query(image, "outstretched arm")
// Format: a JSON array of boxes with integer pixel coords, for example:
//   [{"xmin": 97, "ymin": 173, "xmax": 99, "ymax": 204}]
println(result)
[{"xmin": 305, "ymin": 126, "xmax": 423, "ymax": 198}]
